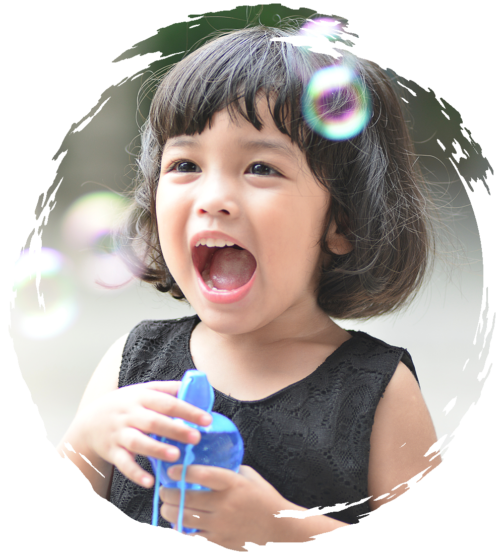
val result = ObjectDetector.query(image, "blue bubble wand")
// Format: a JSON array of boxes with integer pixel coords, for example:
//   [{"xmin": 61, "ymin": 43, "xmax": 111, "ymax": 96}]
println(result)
[{"xmin": 148, "ymin": 370, "xmax": 244, "ymax": 533}]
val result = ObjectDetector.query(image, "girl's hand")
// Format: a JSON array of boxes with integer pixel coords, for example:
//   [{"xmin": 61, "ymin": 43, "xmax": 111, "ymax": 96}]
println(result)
[
  {"xmin": 159, "ymin": 465, "xmax": 310, "ymax": 550},
  {"xmin": 73, "ymin": 381, "xmax": 212, "ymax": 489}
]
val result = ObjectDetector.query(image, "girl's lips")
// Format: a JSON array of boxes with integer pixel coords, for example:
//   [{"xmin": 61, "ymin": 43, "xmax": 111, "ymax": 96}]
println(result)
[{"xmin": 196, "ymin": 268, "xmax": 256, "ymax": 304}]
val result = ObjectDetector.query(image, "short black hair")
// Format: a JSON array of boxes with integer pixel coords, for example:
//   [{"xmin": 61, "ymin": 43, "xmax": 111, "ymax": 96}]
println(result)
[{"xmin": 119, "ymin": 24, "xmax": 435, "ymax": 319}]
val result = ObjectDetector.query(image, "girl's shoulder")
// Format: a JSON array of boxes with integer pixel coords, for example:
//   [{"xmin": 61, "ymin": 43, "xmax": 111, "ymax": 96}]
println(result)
[{"xmin": 73, "ymin": 333, "xmax": 129, "ymax": 413}]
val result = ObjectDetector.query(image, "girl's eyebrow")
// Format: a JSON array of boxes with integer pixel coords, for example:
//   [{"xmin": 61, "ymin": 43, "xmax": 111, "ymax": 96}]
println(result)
[
  {"xmin": 163, "ymin": 137, "xmax": 297, "ymax": 160},
  {"xmin": 238, "ymin": 139, "xmax": 297, "ymax": 160},
  {"xmin": 163, "ymin": 137, "xmax": 200, "ymax": 150}
]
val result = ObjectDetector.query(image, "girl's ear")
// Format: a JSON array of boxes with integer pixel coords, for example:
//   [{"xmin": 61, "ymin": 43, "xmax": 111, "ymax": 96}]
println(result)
[{"xmin": 326, "ymin": 221, "xmax": 353, "ymax": 255}]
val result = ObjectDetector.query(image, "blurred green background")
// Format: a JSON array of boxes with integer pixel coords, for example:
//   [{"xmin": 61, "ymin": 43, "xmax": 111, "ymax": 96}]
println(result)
[{"xmin": 10, "ymin": 4, "xmax": 488, "ymax": 449}]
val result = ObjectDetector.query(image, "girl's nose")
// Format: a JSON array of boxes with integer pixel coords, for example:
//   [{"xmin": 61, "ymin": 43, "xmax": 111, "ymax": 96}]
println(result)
[{"xmin": 194, "ymin": 177, "xmax": 240, "ymax": 218}]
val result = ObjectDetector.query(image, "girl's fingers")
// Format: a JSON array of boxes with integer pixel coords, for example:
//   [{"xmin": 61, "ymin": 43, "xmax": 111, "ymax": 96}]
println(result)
[
  {"xmin": 119, "ymin": 428, "xmax": 183, "ymax": 462},
  {"xmin": 85, "ymin": 381, "xmax": 214, "ymax": 485},
  {"xmin": 127, "ymin": 408, "xmax": 202, "ymax": 446},
  {"xmin": 140, "ymin": 380, "xmax": 181, "ymax": 396},
  {"xmin": 113, "ymin": 447, "xmax": 155, "ymax": 488},
  {"xmin": 167, "ymin": 464, "xmax": 238, "ymax": 491},
  {"xmin": 160, "ymin": 502, "xmax": 210, "ymax": 532},
  {"xmin": 112, "ymin": 430, "xmax": 198, "ymax": 489},
  {"xmin": 135, "ymin": 384, "xmax": 213, "ymax": 428}
]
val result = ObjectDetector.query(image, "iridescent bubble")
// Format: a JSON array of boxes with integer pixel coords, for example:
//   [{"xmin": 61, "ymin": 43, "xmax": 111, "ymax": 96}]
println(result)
[
  {"xmin": 12, "ymin": 248, "xmax": 78, "ymax": 339},
  {"xmin": 62, "ymin": 191, "xmax": 132, "ymax": 291},
  {"xmin": 301, "ymin": 65, "xmax": 371, "ymax": 141},
  {"xmin": 62, "ymin": 191, "xmax": 127, "ymax": 249}
]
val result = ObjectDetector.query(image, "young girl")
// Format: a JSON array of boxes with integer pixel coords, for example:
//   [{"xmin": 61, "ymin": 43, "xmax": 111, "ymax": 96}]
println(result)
[{"xmin": 58, "ymin": 24, "xmax": 441, "ymax": 550}]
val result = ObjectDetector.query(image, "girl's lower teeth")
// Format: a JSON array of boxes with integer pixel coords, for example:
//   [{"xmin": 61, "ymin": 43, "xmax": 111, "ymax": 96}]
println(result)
[
  {"xmin": 202, "ymin": 271, "xmax": 221, "ymax": 291},
  {"xmin": 205, "ymin": 279, "xmax": 225, "ymax": 291}
]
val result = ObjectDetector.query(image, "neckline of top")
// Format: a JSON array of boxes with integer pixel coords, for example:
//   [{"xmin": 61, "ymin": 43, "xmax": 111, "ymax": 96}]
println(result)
[{"xmin": 182, "ymin": 314, "xmax": 362, "ymax": 405}]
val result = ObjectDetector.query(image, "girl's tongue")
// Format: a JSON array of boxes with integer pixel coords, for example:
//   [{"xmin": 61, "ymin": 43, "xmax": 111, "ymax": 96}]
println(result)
[{"xmin": 201, "ymin": 247, "xmax": 256, "ymax": 290}]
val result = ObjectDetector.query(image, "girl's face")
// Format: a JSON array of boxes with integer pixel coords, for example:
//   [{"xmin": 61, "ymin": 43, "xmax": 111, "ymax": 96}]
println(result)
[{"xmin": 156, "ymin": 98, "xmax": 334, "ymax": 336}]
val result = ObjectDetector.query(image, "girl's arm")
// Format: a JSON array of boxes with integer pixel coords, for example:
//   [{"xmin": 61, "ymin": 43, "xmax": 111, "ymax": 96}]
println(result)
[
  {"xmin": 56, "ymin": 334, "xmax": 127, "ymax": 497},
  {"xmin": 56, "ymin": 335, "xmax": 212, "ymax": 499},
  {"xmin": 367, "ymin": 361, "xmax": 441, "ymax": 509}
]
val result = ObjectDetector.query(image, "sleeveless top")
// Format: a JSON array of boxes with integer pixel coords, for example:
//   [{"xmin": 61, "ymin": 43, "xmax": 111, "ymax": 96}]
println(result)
[{"xmin": 109, "ymin": 315, "xmax": 417, "ymax": 526}]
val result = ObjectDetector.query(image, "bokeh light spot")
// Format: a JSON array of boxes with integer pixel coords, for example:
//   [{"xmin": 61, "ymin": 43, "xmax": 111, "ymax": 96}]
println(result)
[
  {"xmin": 62, "ymin": 191, "xmax": 132, "ymax": 291},
  {"xmin": 62, "ymin": 191, "xmax": 128, "ymax": 249},
  {"xmin": 12, "ymin": 248, "xmax": 78, "ymax": 339}
]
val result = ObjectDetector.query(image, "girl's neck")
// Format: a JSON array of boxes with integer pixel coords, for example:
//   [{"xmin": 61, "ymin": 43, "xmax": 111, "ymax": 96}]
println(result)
[
  {"xmin": 189, "ymin": 301, "xmax": 352, "ymax": 401},
  {"xmin": 199, "ymin": 297, "xmax": 336, "ymax": 349}
]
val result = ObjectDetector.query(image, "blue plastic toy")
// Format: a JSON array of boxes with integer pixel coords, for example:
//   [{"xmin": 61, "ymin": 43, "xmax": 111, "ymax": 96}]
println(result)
[{"xmin": 148, "ymin": 370, "xmax": 244, "ymax": 533}]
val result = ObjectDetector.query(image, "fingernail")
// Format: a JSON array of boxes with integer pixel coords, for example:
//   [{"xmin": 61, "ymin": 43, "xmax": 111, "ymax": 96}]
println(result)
[
  {"xmin": 166, "ymin": 446, "xmax": 179, "ymax": 460},
  {"xmin": 188, "ymin": 430, "xmax": 200, "ymax": 442},
  {"xmin": 200, "ymin": 413, "xmax": 212, "ymax": 425},
  {"xmin": 168, "ymin": 466, "xmax": 177, "ymax": 478}
]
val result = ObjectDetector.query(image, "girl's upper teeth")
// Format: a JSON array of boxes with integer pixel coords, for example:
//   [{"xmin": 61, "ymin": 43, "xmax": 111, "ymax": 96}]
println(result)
[{"xmin": 196, "ymin": 238, "xmax": 235, "ymax": 248}]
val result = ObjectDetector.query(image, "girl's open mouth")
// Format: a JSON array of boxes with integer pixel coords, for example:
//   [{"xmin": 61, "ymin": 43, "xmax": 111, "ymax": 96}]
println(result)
[{"xmin": 192, "ymin": 241, "xmax": 257, "ymax": 303}]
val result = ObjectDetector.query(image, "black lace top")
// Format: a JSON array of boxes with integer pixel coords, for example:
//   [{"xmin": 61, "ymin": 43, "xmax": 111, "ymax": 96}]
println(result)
[{"xmin": 109, "ymin": 315, "xmax": 417, "ymax": 526}]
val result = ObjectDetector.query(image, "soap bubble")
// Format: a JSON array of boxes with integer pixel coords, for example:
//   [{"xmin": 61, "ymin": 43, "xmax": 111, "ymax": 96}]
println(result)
[
  {"xmin": 62, "ymin": 191, "xmax": 132, "ymax": 291},
  {"xmin": 301, "ymin": 65, "xmax": 371, "ymax": 141},
  {"xmin": 62, "ymin": 191, "xmax": 127, "ymax": 249},
  {"xmin": 11, "ymin": 248, "xmax": 78, "ymax": 339}
]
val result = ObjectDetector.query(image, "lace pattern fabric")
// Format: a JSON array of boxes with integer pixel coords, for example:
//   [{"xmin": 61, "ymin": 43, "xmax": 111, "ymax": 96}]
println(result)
[{"xmin": 109, "ymin": 315, "xmax": 417, "ymax": 526}]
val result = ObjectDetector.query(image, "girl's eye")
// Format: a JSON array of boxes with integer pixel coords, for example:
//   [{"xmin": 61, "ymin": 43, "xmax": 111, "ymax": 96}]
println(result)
[
  {"xmin": 168, "ymin": 160, "xmax": 200, "ymax": 173},
  {"xmin": 248, "ymin": 163, "xmax": 280, "ymax": 176}
]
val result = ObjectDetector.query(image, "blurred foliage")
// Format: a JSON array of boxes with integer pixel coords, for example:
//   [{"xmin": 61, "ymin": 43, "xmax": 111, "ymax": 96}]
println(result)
[{"xmin": 114, "ymin": 4, "xmax": 349, "ymax": 64}]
